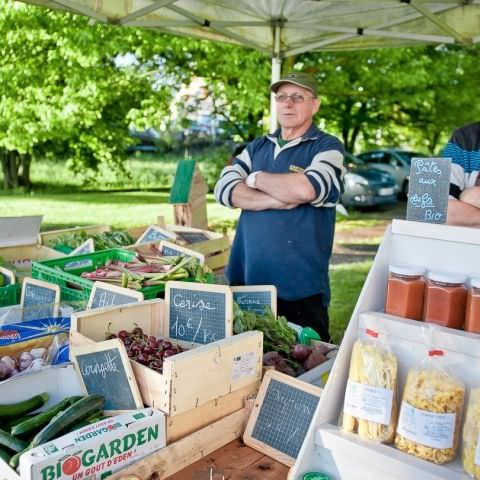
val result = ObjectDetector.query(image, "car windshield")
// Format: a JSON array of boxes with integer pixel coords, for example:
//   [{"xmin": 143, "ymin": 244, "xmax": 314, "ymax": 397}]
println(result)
[
  {"xmin": 395, "ymin": 151, "xmax": 426, "ymax": 164},
  {"xmin": 345, "ymin": 152, "xmax": 365, "ymax": 166}
]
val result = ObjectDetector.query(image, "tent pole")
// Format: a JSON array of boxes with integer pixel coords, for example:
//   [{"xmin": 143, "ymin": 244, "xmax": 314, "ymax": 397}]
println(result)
[{"xmin": 269, "ymin": 25, "xmax": 282, "ymax": 133}]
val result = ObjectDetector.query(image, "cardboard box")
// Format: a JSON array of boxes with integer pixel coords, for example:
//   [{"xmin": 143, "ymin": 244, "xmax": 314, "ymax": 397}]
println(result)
[
  {"xmin": 0, "ymin": 216, "xmax": 63, "ymax": 282},
  {"xmin": 0, "ymin": 364, "xmax": 84, "ymax": 480},
  {"xmin": 289, "ymin": 220, "xmax": 480, "ymax": 480},
  {"xmin": 70, "ymin": 299, "xmax": 263, "ymax": 418},
  {"xmin": 19, "ymin": 408, "xmax": 166, "ymax": 480}
]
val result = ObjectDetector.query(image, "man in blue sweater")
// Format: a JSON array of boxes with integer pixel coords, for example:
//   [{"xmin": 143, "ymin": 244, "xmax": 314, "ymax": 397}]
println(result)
[
  {"xmin": 214, "ymin": 72, "xmax": 344, "ymax": 341},
  {"xmin": 442, "ymin": 122, "xmax": 480, "ymax": 227}
]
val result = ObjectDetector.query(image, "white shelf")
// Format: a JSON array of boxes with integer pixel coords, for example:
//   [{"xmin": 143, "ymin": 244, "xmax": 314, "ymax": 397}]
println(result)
[{"xmin": 289, "ymin": 220, "xmax": 480, "ymax": 480}]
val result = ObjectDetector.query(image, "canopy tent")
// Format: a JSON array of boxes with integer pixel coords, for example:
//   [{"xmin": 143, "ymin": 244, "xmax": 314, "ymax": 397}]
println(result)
[{"xmin": 19, "ymin": 0, "xmax": 480, "ymax": 129}]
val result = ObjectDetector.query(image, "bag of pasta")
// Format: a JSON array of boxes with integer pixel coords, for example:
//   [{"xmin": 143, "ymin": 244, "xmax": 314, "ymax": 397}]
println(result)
[
  {"xmin": 395, "ymin": 349, "xmax": 465, "ymax": 464},
  {"xmin": 462, "ymin": 388, "xmax": 480, "ymax": 478},
  {"xmin": 341, "ymin": 329, "xmax": 398, "ymax": 443}
]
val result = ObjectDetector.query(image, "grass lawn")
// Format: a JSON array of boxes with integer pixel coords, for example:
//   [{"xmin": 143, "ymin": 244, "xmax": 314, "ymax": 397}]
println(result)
[{"xmin": 329, "ymin": 261, "xmax": 372, "ymax": 344}]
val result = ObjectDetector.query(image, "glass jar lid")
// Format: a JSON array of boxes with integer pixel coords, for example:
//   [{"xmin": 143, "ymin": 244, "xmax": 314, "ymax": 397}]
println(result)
[
  {"xmin": 428, "ymin": 271, "xmax": 467, "ymax": 285},
  {"xmin": 470, "ymin": 278, "xmax": 480, "ymax": 289},
  {"xmin": 389, "ymin": 264, "xmax": 426, "ymax": 277}
]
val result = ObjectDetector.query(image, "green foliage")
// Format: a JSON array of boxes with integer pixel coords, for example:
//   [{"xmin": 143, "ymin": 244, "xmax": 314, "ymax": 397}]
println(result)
[{"xmin": 297, "ymin": 45, "xmax": 480, "ymax": 153}]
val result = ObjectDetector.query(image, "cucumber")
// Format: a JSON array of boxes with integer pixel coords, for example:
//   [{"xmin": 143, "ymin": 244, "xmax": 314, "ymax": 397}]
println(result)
[
  {"xmin": 0, "ymin": 428, "xmax": 28, "ymax": 453},
  {"xmin": 0, "ymin": 393, "xmax": 49, "ymax": 420},
  {"xmin": 31, "ymin": 395, "xmax": 104, "ymax": 448},
  {"xmin": 0, "ymin": 446, "xmax": 11, "ymax": 463},
  {"xmin": 8, "ymin": 450, "xmax": 24, "ymax": 469},
  {"xmin": 11, "ymin": 396, "xmax": 82, "ymax": 437}
]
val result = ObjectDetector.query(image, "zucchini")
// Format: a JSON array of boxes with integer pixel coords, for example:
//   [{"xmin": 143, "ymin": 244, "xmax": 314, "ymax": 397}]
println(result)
[
  {"xmin": 1, "ymin": 413, "xmax": 38, "ymax": 430},
  {"xmin": 8, "ymin": 450, "xmax": 24, "ymax": 469},
  {"xmin": 31, "ymin": 395, "xmax": 104, "ymax": 448},
  {"xmin": 11, "ymin": 396, "xmax": 82, "ymax": 437},
  {"xmin": 0, "ymin": 393, "xmax": 49, "ymax": 420},
  {"xmin": 0, "ymin": 446, "xmax": 11, "ymax": 463},
  {"xmin": 0, "ymin": 428, "xmax": 28, "ymax": 453}
]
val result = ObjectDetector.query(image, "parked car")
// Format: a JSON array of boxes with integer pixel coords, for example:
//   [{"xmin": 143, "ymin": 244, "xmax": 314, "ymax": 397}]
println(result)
[
  {"xmin": 356, "ymin": 149, "xmax": 428, "ymax": 197},
  {"xmin": 341, "ymin": 152, "xmax": 398, "ymax": 208}
]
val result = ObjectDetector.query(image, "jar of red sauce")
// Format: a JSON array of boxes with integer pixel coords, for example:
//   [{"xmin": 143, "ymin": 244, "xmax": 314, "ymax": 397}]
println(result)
[
  {"xmin": 465, "ymin": 278, "xmax": 480, "ymax": 334},
  {"xmin": 423, "ymin": 271, "xmax": 467, "ymax": 329},
  {"xmin": 385, "ymin": 265, "xmax": 426, "ymax": 320}
]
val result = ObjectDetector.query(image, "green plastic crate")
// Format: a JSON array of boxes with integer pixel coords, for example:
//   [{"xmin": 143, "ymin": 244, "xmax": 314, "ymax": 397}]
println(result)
[
  {"xmin": 0, "ymin": 283, "xmax": 21, "ymax": 307},
  {"xmin": 32, "ymin": 248, "xmax": 212, "ymax": 302}
]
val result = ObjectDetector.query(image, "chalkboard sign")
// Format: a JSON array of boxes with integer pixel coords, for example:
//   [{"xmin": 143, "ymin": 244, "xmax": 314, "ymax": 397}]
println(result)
[
  {"xmin": 87, "ymin": 281, "xmax": 144, "ymax": 310},
  {"xmin": 136, "ymin": 225, "xmax": 177, "ymax": 245},
  {"xmin": 406, "ymin": 157, "xmax": 451, "ymax": 224},
  {"xmin": 0, "ymin": 266, "xmax": 15, "ymax": 287},
  {"xmin": 176, "ymin": 231, "xmax": 209, "ymax": 244},
  {"xmin": 166, "ymin": 281, "xmax": 233, "ymax": 346},
  {"xmin": 21, "ymin": 278, "xmax": 60, "ymax": 322},
  {"xmin": 71, "ymin": 338, "xmax": 143, "ymax": 412},
  {"xmin": 70, "ymin": 238, "xmax": 94, "ymax": 255},
  {"xmin": 159, "ymin": 241, "xmax": 205, "ymax": 265},
  {"xmin": 232, "ymin": 285, "xmax": 277, "ymax": 316},
  {"xmin": 244, "ymin": 370, "xmax": 322, "ymax": 466}
]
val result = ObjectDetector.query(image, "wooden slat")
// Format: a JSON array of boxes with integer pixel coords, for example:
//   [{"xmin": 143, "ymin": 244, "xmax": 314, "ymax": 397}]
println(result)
[
  {"xmin": 165, "ymin": 439, "xmax": 290, "ymax": 480},
  {"xmin": 190, "ymin": 236, "xmax": 230, "ymax": 255},
  {"xmin": 206, "ymin": 250, "xmax": 231, "ymax": 270},
  {"xmin": 110, "ymin": 409, "xmax": 246, "ymax": 480}
]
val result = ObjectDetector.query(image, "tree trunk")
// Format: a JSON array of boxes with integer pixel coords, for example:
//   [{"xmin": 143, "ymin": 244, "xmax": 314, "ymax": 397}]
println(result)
[
  {"xmin": 19, "ymin": 154, "xmax": 31, "ymax": 189},
  {"xmin": 0, "ymin": 150, "xmax": 31, "ymax": 190}
]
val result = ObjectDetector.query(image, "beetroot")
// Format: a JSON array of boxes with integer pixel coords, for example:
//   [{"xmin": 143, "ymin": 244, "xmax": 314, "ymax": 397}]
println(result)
[
  {"xmin": 303, "ymin": 351, "xmax": 327, "ymax": 371},
  {"xmin": 291, "ymin": 344, "xmax": 312, "ymax": 361},
  {"xmin": 311, "ymin": 343, "xmax": 331, "ymax": 355}
]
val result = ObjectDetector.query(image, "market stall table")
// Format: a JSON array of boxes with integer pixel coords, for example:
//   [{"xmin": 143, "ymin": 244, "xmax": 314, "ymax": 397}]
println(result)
[{"xmin": 165, "ymin": 439, "xmax": 290, "ymax": 480}]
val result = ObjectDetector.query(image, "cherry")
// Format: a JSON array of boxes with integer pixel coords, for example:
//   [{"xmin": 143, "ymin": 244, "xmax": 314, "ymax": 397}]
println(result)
[
  {"xmin": 118, "ymin": 330, "xmax": 129, "ymax": 339},
  {"xmin": 137, "ymin": 353, "xmax": 150, "ymax": 365},
  {"xmin": 133, "ymin": 327, "xmax": 143, "ymax": 335}
]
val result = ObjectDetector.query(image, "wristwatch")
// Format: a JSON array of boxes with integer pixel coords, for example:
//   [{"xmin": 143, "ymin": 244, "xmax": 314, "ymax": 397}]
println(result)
[{"xmin": 246, "ymin": 171, "xmax": 261, "ymax": 189}]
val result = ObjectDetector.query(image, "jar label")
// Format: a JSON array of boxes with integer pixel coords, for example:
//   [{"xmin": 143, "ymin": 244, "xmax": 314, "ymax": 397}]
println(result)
[
  {"xmin": 397, "ymin": 401, "xmax": 455, "ymax": 449},
  {"xmin": 344, "ymin": 380, "xmax": 393, "ymax": 425}
]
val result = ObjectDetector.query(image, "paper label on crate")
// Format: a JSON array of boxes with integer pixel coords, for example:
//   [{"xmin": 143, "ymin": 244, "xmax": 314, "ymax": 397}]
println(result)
[
  {"xmin": 397, "ymin": 401, "xmax": 455, "ymax": 449},
  {"xmin": 64, "ymin": 259, "xmax": 93, "ymax": 270},
  {"xmin": 232, "ymin": 351, "xmax": 257, "ymax": 381},
  {"xmin": 343, "ymin": 380, "xmax": 393, "ymax": 425}
]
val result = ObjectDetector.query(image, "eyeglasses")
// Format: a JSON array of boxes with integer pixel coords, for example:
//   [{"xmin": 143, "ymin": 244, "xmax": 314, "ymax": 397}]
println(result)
[{"xmin": 275, "ymin": 93, "xmax": 315, "ymax": 104}]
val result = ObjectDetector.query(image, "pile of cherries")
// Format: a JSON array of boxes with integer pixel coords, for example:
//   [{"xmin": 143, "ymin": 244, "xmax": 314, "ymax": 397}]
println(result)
[{"xmin": 106, "ymin": 326, "xmax": 184, "ymax": 373}]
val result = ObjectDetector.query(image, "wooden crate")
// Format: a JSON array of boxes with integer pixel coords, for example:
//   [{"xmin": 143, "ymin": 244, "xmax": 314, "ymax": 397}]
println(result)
[
  {"xmin": 167, "ymin": 225, "xmax": 231, "ymax": 271},
  {"xmin": 71, "ymin": 299, "xmax": 263, "ymax": 417},
  {"xmin": 110, "ymin": 409, "xmax": 248, "ymax": 480},
  {"xmin": 38, "ymin": 224, "xmax": 111, "ymax": 246},
  {"xmin": 0, "ymin": 244, "xmax": 64, "ymax": 281}
]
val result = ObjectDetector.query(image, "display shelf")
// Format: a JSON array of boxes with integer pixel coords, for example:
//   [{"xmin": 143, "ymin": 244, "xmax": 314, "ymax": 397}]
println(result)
[{"xmin": 289, "ymin": 220, "xmax": 480, "ymax": 480}]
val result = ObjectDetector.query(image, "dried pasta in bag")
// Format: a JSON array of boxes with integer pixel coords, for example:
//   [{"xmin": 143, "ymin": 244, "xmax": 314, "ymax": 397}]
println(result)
[
  {"xmin": 341, "ymin": 333, "xmax": 398, "ymax": 443},
  {"xmin": 462, "ymin": 388, "xmax": 480, "ymax": 478},
  {"xmin": 395, "ymin": 353, "xmax": 465, "ymax": 464}
]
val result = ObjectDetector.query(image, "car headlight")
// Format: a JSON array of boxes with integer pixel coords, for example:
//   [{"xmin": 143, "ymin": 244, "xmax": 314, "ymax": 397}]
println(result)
[{"xmin": 344, "ymin": 173, "xmax": 369, "ymax": 187}]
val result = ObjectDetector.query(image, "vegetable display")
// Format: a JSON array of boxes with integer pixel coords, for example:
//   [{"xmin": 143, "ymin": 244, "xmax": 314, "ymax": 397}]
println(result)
[
  {"xmin": 47, "ymin": 230, "xmax": 135, "ymax": 252},
  {"xmin": 233, "ymin": 304, "xmax": 336, "ymax": 376},
  {"xmin": 0, "ymin": 394, "xmax": 106, "ymax": 470},
  {"xmin": 81, "ymin": 254, "xmax": 209, "ymax": 290},
  {"xmin": 107, "ymin": 325, "xmax": 184, "ymax": 373}
]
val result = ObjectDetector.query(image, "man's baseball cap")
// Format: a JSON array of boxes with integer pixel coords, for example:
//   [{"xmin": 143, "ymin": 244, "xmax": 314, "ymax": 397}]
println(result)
[{"xmin": 270, "ymin": 72, "xmax": 318, "ymax": 97}]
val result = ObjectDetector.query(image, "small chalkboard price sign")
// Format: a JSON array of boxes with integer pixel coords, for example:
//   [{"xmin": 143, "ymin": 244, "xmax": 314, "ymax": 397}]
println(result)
[
  {"xmin": 176, "ymin": 230, "xmax": 210, "ymax": 244},
  {"xmin": 87, "ymin": 281, "xmax": 144, "ymax": 310},
  {"xmin": 159, "ymin": 240, "xmax": 205, "ymax": 265},
  {"xmin": 231, "ymin": 285, "xmax": 277, "ymax": 317},
  {"xmin": 136, "ymin": 225, "xmax": 177, "ymax": 245},
  {"xmin": 71, "ymin": 338, "xmax": 143, "ymax": 412},
  {"xmin": 244, "ymin": 370, "xmax": 322, "ymax": 466},
  {"xmin": 406, "ymin": 157, "xmax": 451, "ymax": 224},
  {"xmin": 21, "ymin": 278, "xmax": 60, "ymax": 322},
  {"xmin": 166, "ymin": 281, "xmax": 233, "ymax": 346},
  {"xmin": 0, "ymin": 266, "xmax": 15, "ymax": 286},
  {"xmin": 70, "ymin": 238, "xmax": 94, "ymax": 256}
]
